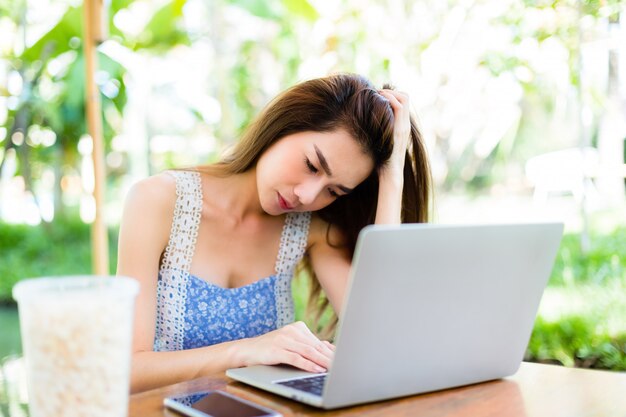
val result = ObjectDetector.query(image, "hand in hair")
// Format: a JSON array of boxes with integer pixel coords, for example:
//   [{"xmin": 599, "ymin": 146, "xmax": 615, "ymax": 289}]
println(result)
[
  {"xmin": 236, "ymin": 321, "xmax": 335, "ymax": 373},
  {"xmin": 374, "ymin": 89, "xmax": 413, "ymax": 224},
  {"xmin": 378, "ymin": 89, "xmax": 411, "ymax": 179}
]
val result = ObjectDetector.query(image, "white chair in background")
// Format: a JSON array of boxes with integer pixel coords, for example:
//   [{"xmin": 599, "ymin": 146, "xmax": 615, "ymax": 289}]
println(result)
[{"xmin": 525, "ymin": 147, "xmax": 600, "ymax": 205}]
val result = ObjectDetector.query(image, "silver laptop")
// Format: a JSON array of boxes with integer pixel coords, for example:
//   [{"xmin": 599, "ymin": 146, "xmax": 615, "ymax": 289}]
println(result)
[{"xmin": 227, "ymin": 223, "xmax": 563, "ymax": 409}]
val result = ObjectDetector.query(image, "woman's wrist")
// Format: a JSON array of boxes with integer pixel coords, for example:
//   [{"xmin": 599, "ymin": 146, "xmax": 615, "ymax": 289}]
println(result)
[
  {"xmin": 228, "ymin": 338, "xmax": 251, "ymax": 368},
  {"xmin": 375, "ymin": 166, "xmax": 404, "ymax": 225},
  {"xmin": 199, "ymin": 338, "xmax": 249, "ymax": 375},
  {"xmin": 378, "ymin": 163, "xmax": 404, "ymax": 188}
]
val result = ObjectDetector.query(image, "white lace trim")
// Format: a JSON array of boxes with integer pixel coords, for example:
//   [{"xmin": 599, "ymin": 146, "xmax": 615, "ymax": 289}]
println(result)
[
  {"xmin": 274, "ymin": 211, "xmax": 312, "ymax": 327},
  {"xmin": 154, "ymin": 170, "xmax": 202, "ymax": 352},
  {"xmin": 161, "ymin": 171, "xmax": 202, "ymax": 273}
]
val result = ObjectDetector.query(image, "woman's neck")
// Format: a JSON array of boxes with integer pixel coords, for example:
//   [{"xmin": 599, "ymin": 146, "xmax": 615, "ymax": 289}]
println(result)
[{"xmin": 201, "ymin": 168, "xmax": 266, "ymax": 223}]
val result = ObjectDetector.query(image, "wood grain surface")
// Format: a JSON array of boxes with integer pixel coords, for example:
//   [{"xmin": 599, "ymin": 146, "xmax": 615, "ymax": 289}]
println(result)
[{"xmin": 129, "ymin": 362, "xmax": 626, "ymax": 417}]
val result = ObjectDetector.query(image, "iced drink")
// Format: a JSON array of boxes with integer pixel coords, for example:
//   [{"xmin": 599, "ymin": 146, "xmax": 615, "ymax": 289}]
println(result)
[{"xmin": 12, "ymin": 276, "xmax": 139, "ymax": 417}]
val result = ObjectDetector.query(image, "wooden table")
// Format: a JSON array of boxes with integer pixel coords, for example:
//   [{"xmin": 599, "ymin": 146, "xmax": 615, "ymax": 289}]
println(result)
[{"xmin": 129, "ymin": 362, "xmax": 626, "ymax": 417}]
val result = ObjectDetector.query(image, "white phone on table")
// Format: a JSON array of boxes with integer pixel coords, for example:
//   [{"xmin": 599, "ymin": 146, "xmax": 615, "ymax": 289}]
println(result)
[{"xmin": 164, "ymin": 390, "xmax": 281, "ymax": 417}]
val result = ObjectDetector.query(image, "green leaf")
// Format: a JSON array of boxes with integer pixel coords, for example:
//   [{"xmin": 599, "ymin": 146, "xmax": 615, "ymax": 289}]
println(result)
[
  {"xmin": 133, "ymin": 0, "xmax": 190, "ymax": 50},
  {"xmin": 283, "ymin": 0, "xmax": 318, "ymax": 21},
  {"xmin": 21, "ymin": 6, "xmax": 83, "ymax": 63},
  {"xmin": 110, "ymin": 0, "xmax": 134, "ymax": 14}
]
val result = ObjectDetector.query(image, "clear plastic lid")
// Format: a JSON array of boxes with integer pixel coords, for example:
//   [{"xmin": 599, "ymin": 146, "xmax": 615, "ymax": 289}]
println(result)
[{"xmin": 12, "ymin": 275, "xmax": 139, "ymax": 303}]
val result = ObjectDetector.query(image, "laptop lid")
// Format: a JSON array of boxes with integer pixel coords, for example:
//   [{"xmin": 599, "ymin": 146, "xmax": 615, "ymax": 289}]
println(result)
[
  {"xmin": 322, "ymin": 222, "xmax": 563, "ymax": 408},
  {"xmin": 227, "ymin": 223, "xmax": 563, "ymax": 409}
]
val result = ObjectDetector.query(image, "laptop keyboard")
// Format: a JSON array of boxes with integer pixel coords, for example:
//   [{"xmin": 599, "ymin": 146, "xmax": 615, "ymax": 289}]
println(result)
[{"xmin": 276, "ymin": 374, "xmax": 327, "ymax": 396}]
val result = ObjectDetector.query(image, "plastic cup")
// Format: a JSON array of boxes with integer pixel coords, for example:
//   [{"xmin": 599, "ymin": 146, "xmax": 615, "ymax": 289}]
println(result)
[{"xmin": 12, "ymin": 276, "xmax": 139, "ymax": 417}]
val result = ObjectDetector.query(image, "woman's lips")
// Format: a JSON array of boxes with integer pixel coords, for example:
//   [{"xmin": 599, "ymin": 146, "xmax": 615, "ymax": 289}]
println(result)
[{"xmin": 277, "ymin": 192, "xmax": 294, "ymax": 210}]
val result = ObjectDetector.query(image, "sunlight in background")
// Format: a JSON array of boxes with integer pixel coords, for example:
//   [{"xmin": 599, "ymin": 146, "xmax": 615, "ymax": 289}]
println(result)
[{"xmin": 1, "ymin": 0, "xmax": 624, "ymax": 230}]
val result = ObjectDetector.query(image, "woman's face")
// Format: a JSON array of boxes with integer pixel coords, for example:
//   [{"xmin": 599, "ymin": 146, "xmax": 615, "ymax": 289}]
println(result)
[{"xmin": 256, "ymin": 130, "xmax": 375, "ymax": 215}]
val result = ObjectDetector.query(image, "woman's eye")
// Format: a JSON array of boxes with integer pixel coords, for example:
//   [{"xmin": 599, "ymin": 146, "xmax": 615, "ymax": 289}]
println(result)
[
  {"xmin": 328, "ymin": 188, "xmax": 339, "ymax": 198},
  {"xmin": 305, "ymin": 158, "xmax": 318, "ymax": 174}
]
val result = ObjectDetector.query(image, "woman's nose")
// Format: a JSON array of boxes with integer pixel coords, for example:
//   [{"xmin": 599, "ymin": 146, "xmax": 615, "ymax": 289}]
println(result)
[{"xmin": 294, "ymin": 181, "xmax": 324, "ymax": 206}]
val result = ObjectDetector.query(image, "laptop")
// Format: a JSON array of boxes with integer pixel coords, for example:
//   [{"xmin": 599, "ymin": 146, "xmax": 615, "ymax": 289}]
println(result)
[{"xmin": 227, "ymin": 223, "xmax": 564, "ymax": 409}]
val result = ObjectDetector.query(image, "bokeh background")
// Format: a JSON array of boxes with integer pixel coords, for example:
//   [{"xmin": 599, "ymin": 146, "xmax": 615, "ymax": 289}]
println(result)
[{"xmin": 1, "ymin": 0, "xmax": 626, "ymax": 411}]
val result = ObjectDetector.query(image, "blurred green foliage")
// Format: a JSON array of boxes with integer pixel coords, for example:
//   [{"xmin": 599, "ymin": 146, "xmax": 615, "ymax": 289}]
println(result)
[
  {"xmin": 0, "ymin": 306, "xmax": 20, "ymax": 357},
  {"xmin": 0, "ymin": 218, "xmax": 118, "ymax": 300},
  {"xmin": 526, "ymin": 316, "xmax": 626, "ymax": 370},
  {"xmin": 550, "ymin": 228, "xmax": 626, "ymax": 286}
]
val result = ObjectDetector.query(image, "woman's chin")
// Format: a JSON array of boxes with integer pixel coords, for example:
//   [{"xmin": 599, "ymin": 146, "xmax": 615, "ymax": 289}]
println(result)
[{"xmin": 259, "ymin": 199, "xmax": 281, "ymax": 216}]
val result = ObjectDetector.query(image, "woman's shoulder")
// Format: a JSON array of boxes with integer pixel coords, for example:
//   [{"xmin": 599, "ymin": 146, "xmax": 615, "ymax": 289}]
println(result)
[
  {"xmin": 307, "ymin": 212, "xmax": 345, "ymax": 249},
  {"xmin": 308, "ymin": 212, "xmax": 326, "ymax": 239},
  {"xmin": 118, "ymin": 173, "xmax": 179, "ymax": 256},
  {"xmin": 124, "ymin": 172, "xmax": 178, "ymax": 216}
]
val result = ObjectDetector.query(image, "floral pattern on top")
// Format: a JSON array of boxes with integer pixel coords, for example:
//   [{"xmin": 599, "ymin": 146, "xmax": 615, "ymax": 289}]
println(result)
[{"xmin": 182, "ymin": 274, "xmax": 278, "ymax": 349}]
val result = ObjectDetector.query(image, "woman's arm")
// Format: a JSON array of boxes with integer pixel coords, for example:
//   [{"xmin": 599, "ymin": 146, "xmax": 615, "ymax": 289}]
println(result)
[
  {"xmin": 118, "ymin": 174, "xmax": 333, "ymax": 393},
  {"xmin": 307, "ymin": 217, "xmax": 352, "ymax": 316},
  {"xmin": 117, "ymin": 173, "xmax": 223, "ymax": 392},
  {"xmin": 309, "ymin": 91, "xmax": 412, "ymax": 315},
  {"xmin": 116, "ymin": 174, "xmax": 172, "ymax": 362},
  {"xmin": 375, "ymin": 90, "xmax": 411, "ymax": 224}
]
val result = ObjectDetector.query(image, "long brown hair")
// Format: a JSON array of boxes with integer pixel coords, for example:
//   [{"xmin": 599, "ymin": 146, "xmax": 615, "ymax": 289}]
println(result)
[{"xmin": 201, "ymin": 73, "xmax": 431, "ymax": 337}]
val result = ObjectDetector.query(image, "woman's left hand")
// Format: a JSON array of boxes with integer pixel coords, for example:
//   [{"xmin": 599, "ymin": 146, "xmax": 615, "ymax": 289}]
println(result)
[{"xmin": 379, "ymin": 89, "xmax": 411, "ymax": 179}]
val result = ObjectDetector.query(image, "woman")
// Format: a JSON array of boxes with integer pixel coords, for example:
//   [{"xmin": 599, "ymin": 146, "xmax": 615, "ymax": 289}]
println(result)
[{"xmin": 117, "ymin": 73, "xmax": 431, "ymax": 393}]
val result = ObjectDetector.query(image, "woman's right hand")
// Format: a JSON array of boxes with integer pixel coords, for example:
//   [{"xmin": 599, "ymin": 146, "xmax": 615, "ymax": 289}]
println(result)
[{"xmin": 237, "ymin": 321, "xmax": 335, "ymax": 373}]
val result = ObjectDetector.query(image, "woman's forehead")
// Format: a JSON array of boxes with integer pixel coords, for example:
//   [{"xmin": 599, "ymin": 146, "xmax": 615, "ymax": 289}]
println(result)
[{"xmin": 304, "ymin": 130, "xmax": 374, "ymax": 182}]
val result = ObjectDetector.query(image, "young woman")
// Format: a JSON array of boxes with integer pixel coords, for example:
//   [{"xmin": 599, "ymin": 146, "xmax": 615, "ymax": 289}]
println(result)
[{"xmin": 116, "ymin": 73, "xmax": 431, "ymax": 393}]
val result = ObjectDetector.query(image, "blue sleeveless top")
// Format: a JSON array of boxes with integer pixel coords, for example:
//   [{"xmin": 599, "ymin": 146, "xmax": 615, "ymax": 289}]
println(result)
[{"xmin": 153, "ymin": 171, "xmax": 312, "ymax": 352}]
